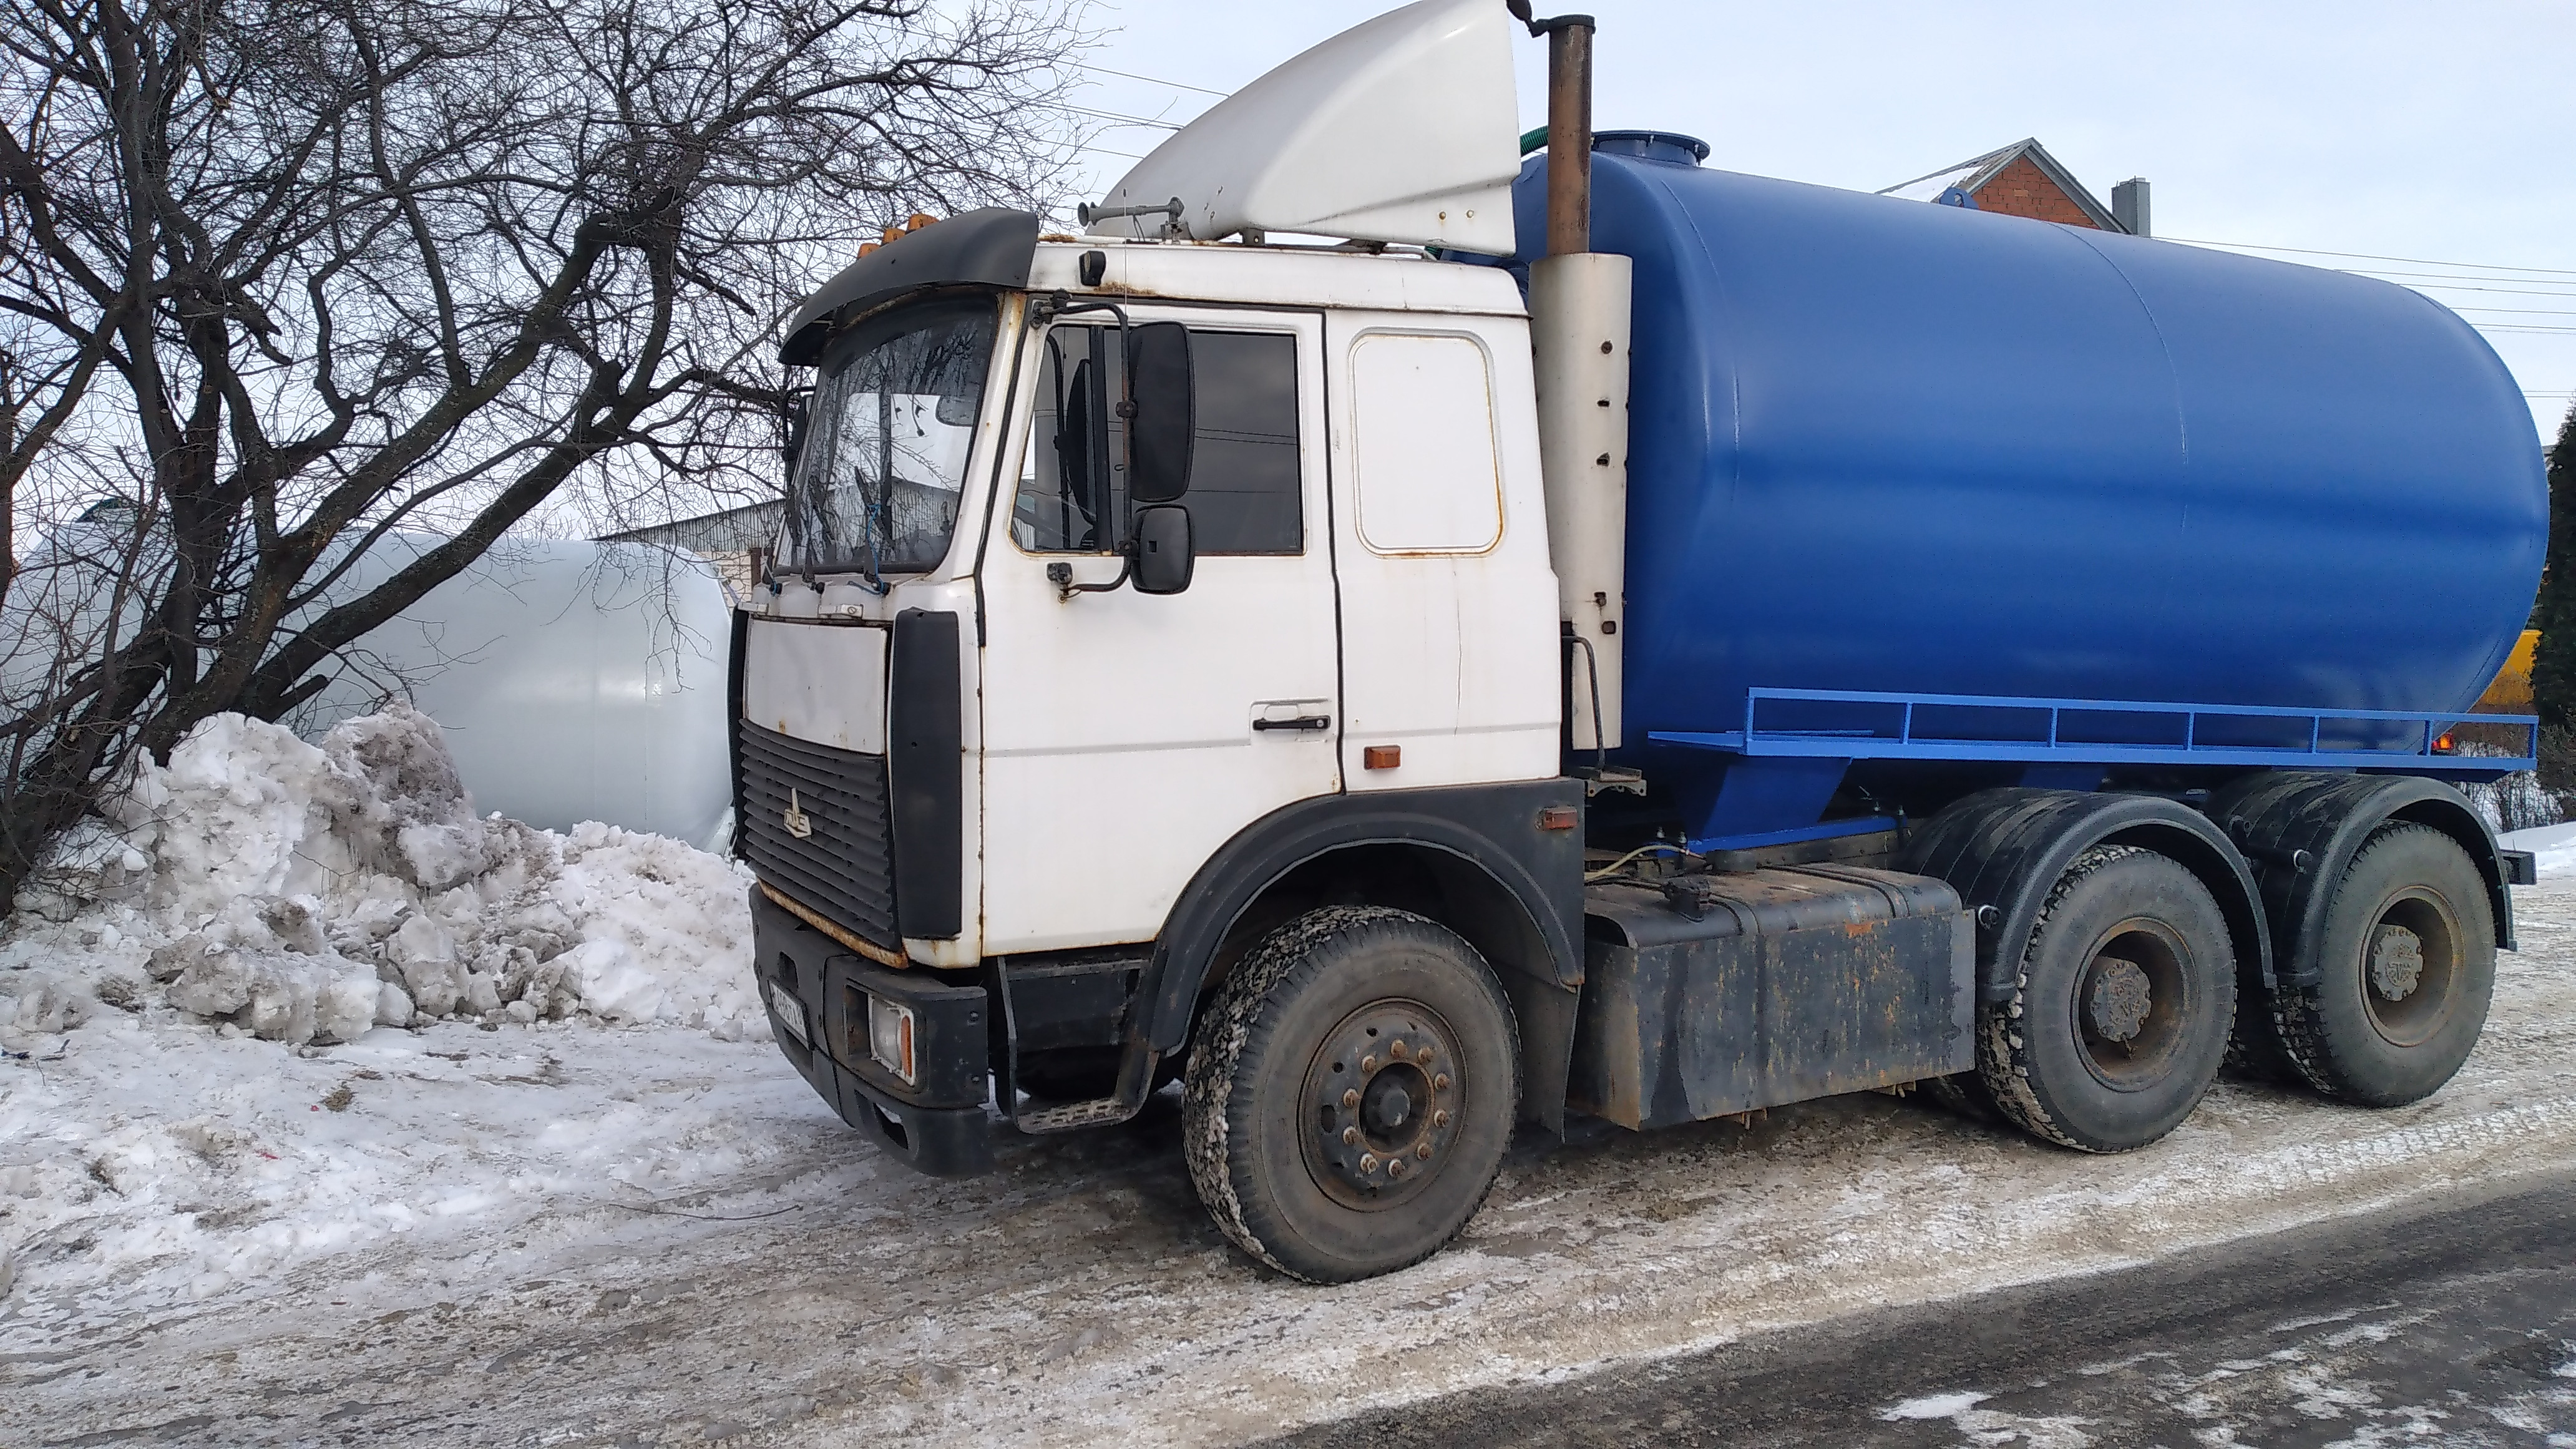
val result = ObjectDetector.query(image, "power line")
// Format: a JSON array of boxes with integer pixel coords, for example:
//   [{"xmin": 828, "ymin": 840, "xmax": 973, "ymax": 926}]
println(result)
[
  {"xmin": 2174, "ymin": 237, "xmax": 2576, "ymax": 278},
  {"xmin": 1057, "ymin": 103, "xmax": 1187, "ymax": 131},
  {"xmin": 1073, "ymin": 61, "xmax": 1232, "ymax": 98},
  {"xmin": 2341, "ymin": 267, "xmax": 2576, "ymax": 288},
  {"xmin": 2387, "ymin": 282, "xmax": 2576, "ymax": 301}
]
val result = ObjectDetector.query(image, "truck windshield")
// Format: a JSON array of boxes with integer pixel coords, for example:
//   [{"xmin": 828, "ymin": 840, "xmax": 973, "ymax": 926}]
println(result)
[{"xmin": 781, "ymin": 296, "xmax": 998, "ymax": 580}]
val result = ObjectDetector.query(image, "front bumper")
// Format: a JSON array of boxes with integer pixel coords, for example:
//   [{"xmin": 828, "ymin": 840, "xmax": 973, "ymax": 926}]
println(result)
[{"xmin": 751, "ymin": 889, "xmax": 995, "ymax": 1176}]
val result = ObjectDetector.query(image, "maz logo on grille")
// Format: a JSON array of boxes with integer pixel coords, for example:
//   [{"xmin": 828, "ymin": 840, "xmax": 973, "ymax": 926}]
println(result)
[{"xmin": 782, "ymin": 788, "xmax": 815, "ymax": 840}]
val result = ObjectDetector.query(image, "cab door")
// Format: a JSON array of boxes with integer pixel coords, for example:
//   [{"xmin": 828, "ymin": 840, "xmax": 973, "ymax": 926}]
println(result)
[
  {"xmin": 1325, "ymin": 315, "xmax": 1562, "ymax": 792},
  {"xmin": 977, "ymin": 306, "xmax": 1340, "ymax": 954}
]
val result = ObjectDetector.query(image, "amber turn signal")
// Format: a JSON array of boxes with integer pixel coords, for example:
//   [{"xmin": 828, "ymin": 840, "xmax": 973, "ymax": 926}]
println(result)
[
  {"xmin": 1363, "ymin": 744, "xmax": 1402, "ymax": 770},
  {"xmin": 1538, "ymin": 805, "xmax": 1579, "ymax": 831}
]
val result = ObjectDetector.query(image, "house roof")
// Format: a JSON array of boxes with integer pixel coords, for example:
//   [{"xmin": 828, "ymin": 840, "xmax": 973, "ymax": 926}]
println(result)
[{"xmin": 1878, "ymin": 138, "xmax": 2127, "ymax": 233}]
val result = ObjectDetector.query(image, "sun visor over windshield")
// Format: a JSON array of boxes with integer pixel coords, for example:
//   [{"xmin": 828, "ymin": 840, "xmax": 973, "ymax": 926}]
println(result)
[{"xmin": 780, "ymin": 207, "xmax": 1040, "ymax": 366}]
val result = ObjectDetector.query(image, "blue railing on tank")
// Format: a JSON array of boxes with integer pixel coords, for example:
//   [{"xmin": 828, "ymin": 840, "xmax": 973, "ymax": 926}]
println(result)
[{"xmin": 1647, "ymin": 686, "xmax": 2538, "ymax": 777}]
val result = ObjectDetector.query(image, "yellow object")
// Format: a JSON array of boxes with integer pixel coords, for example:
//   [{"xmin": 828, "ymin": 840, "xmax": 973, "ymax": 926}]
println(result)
[{"xmin": 2476, "ymin": 628, "xmax": 2539, "ymax": 713}]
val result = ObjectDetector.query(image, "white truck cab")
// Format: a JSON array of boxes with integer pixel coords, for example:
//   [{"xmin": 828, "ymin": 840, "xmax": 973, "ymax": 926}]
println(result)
[{"xmin": 744, "ymin": 237, "xmax": 1561, "ymax": 970}]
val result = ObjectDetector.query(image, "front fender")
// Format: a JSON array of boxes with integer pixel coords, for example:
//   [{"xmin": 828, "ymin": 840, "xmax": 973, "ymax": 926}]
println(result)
[{"xmin": 1135, "ymin": 779, "xmax": 1585, "ymax": 1053}]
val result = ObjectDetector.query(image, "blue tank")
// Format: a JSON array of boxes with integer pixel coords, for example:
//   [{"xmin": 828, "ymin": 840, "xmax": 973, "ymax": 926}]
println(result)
[{"xmin": 1508, "ymin": 140, "xmax": 2545, "ymax": 741}]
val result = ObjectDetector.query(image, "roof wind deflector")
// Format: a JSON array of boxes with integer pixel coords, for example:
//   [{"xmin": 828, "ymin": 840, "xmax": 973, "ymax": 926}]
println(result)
[
  {"xmin": 779, "ymin": 207, "xmax": 1040, "ymax": 366},
  {"xmin": 1084, "ymin": 0, "xmax": 1520, "ymax": 255}
]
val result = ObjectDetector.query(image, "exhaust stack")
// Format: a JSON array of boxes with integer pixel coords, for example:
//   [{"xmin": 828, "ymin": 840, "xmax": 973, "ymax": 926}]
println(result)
[{"xmin": 1520, "ymin": 9, "xmax": 1631, "ymax": 754}]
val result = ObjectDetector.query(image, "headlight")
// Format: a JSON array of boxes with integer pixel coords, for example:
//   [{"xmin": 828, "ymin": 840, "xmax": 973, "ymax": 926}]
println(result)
[{"xmin": 868, "ymin": 995, "xmax": 917, "ymax": 1085}]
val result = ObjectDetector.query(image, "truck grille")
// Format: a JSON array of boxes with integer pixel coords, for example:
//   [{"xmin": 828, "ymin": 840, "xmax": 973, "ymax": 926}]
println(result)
[{"xmin": 736, "ymin": 720, "xmax": 899, "ymax": 951}]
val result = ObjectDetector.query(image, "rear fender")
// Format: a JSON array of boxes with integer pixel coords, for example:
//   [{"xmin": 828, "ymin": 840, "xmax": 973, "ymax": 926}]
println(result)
[
  {"xmin": 2207, "ymin": 773, "xmax": 2515, "ymax": 986},
  {"xmin": 1901, "ymin": 788, "xmax": 2271, "ymax": 1002}
]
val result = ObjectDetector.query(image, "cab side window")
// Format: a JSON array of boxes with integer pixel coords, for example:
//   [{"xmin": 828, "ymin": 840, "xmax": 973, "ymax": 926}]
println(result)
[{"xmin": 1013, "ymin": 326, "xmax": 1302, "ymax": 555}]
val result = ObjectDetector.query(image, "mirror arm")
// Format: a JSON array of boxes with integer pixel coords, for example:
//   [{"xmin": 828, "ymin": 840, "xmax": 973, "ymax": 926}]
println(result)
[
  {"xmin": 1040, "ymin": 291, "xmax": 1133, "ymax": 349},
  {"xmin": 1046, "ymin": 542, "xmax": 1135, "ymax": 600},
  {"xmin": 1040, "ymin": 290, "xmax": 1150, "ymax": 491}
]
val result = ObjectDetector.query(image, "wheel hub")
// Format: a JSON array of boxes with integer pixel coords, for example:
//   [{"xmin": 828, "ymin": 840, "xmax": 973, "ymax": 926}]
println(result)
[
  {"xmin": 1302, "ymin": 1001, "xmax": 1460, "ymax": 1209},
  {"xmin": 2361, "ymin": 890, "xmax": 2462, "ymax": 1048},
  {"xmin": 2072, "ymin": 918, "xmax": 2192, "ymax": 1091},
  {"xmin": 1362, "ymin": 1075, "xmax": 1415, "ymax": 1134},
  {"xmin": 2086, "ymin": 955, "xmax": 2153, "ymax": 1042},
  {"xmin": 2369, "ymin": 923, "xmax": 2425, "ymax": 1002}
]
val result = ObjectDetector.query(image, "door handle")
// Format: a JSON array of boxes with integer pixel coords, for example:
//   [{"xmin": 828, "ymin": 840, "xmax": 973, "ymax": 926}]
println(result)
[{"xmin": 1252, "ymin": 715, "xmax": 1333, "ymax": 733}]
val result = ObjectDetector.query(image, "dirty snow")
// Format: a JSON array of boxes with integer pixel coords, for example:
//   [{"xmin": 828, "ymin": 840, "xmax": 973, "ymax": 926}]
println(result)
[
  {"xmin": 2, "ymin": 705, "xmax": 763, "ymax": 1049},
  {"xmin": 2, "ymin": 757, "xmax": 2575, "ymax": 1445},
  {"xmin": 0, "ymin": 707, "xmax": 773, "ymax": 1322}
]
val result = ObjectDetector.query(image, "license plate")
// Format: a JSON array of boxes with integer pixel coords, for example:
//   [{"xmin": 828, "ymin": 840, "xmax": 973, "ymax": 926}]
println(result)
[{"xmin": 768, "ymin": 980, "xmax": 811, "ymax": 1046}]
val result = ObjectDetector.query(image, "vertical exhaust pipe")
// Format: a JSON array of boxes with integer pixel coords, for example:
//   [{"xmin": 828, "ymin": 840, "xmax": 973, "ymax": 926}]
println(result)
[
  {"xmin": 1542, "ymin": 16, "xmax": 1594, "ymax": 255},
  {"xmin": 1517, "ymin": 7, "xmax": 1631, "ymax": 758}
]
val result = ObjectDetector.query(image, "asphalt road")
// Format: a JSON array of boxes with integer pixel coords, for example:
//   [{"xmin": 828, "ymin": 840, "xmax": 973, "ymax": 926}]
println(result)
[{"xmin": 1272, "ymin": 1169, "xmax": 2576, "ymax": 1448}]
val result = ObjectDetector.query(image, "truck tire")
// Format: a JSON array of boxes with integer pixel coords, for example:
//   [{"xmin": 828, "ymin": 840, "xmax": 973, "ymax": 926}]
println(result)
[
  {"xmin": 2273, "ymin": 823, "xmax": 2494, "ymax": 1107},
  {"xmin": 1981, "ymin": 844, "xmax": 2236, "ymax": 1153},
  {"xmin": 1183, "ymin": 906, "xmax": 1519, "ymax": 1283}
]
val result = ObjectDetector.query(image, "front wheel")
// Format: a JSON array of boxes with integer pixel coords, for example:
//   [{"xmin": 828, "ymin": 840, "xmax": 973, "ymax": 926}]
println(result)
[{"xmin": 1183, "ymin": 907, "xmax": 1519, "ymax": 1283}]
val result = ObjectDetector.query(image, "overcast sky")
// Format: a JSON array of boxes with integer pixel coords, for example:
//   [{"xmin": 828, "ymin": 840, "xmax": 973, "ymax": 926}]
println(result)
[{"xmin": 1057, "ymin": 0, "xmax": 2576, "ymax": 441}]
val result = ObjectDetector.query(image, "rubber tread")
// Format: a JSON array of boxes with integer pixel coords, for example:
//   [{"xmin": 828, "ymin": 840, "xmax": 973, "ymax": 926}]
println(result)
[
  {"xmin": 1183, "ymin": 906, "xmax": 1517, "ymax": 1282},
  {"xmin": 2270, "ymin": 822, "xmax": 2494, "ymax": 1106},
  {"xmin": 1979, "ymin": 844, "xmax": 2236, "ymax": 1153}
]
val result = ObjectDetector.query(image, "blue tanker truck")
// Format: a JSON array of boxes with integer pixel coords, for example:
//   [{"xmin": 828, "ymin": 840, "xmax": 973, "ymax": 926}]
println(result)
[{"xmin": 731, "ymin": 0, "xmax": 2545, "ymax": 1281}]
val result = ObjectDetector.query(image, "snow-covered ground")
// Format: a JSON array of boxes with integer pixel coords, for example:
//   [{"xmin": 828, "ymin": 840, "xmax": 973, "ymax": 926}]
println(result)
[
  {"xmin": 0, "ymin": 710, "xmax": 778, "ymax": 1325},
  {"xmin": 4, "ymin": 729, "xmax": 2575, "ymax": 1447},
  {"xmin": 2502, "ymin": 819, "xmax": 2576, "ymax": 875}
]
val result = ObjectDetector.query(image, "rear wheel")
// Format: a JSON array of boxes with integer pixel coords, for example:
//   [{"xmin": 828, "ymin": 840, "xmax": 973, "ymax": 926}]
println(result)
[
  {"xmin": 1183, "ymin": 906, "xmax": 1519, "ymax": 1283},
  {"xmin": 1982, "ymin": 845, "xmax": 2236, "ymax": 1153},
  {"xmin": 2274, "ymin": 823, "xmax": 2494, "ymax": 1106}
]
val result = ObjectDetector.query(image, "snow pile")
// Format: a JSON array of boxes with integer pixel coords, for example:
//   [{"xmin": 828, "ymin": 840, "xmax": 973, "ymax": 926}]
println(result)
[
  {"xmin": 0, "ymin": 706, "xmax": 763, "ymax": 1050},
  {"xmin": 2500, "ymin": 821, "xmax": 2576, "ymax": 878},
  {"xmin": 0, "ymin": 711, "xmax": 815, "ymax": 1332}
]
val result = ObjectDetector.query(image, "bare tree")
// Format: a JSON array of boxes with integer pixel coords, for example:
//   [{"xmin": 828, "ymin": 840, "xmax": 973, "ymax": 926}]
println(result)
[{"xmin": 0, "ymin": 0, "xmax": 1090, "ymax": 911}]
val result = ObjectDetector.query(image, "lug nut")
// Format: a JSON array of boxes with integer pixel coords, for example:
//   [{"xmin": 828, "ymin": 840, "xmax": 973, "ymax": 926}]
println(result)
[
  {"xmin": 1387, "ymin": 1158, "xmax": 1408, "ymax": 1179},
  {"xmin": 1342, "ymin": 1088, "xmax": 1360, "ymax": 1109},
  {"xmin": 1389, "ymin": 1040, "xmax": 1408, "ymax": 1060},
  {"xmin": 1432, "ymin": 1109, "xmax": 1450, "ymax": 1128},
  {"xmin": 1415, "ymin": 1044, "xmax": 1434, "ymax": 1063},
  {"xmin": 1342, "ymin": 1126, "xmax": 1360, "ymax": 1144},
  {"xmin": 1359, "ymin": 1153, "xmax": 1379, "ymax": 1174},
  {"xmin": 1416, "ymin": 1143, "xmax": 1433, "ymax": 1159},
  {"xmin": 1360, "ymin": 1054, "xmax": 1377, "ymax": 1073},
  {"xmin": 1433, "ymin": 1073, "xmax": 1451, "ymax": 1091}
]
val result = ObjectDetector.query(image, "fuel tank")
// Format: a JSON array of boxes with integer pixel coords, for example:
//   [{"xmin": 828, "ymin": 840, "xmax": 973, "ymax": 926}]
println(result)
[{"xmin": 1505, "ymin": 139, "xmax": 2545, "ymax": 734}]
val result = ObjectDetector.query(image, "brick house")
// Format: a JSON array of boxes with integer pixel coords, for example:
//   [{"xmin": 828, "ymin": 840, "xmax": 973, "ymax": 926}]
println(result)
[{"xmin": 1879, "ymin": 138, "xmax": 2147, "ymax": 235}]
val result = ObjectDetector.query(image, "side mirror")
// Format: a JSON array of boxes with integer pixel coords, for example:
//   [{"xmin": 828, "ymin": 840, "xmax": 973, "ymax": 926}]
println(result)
[
  {"xmin": 1132, "ymin": 505, "xmax": 1194, "ymax": 595},
  {"xmin": 1126, "ymin": 321, "xmax": 1195, "ymax": 504}
]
